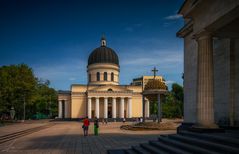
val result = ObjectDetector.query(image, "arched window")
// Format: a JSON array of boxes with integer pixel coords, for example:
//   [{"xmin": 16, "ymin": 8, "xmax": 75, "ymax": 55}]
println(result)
[
  {"xmin": 97, "ymin": 72, "xmax": 100, "ymax": 81},
  {"xmin": 111, "ymin": 72, "xmax": 114, "ymax": 81},
  {"xmin": 104, "ymin": 72, "xmax": 107, "ymax": 81},
  {"xmin": 88, "ymin": 74, "xmax": 91, "ymax": 82}
]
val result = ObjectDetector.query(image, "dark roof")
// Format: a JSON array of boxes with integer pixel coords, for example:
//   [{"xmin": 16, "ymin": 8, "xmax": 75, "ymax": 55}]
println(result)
[
  {"xmin": 88, "ymin": 46, "xmax": 119, "ymax": 66},
  {"xmin": 58, "ymin": 90, "xmax": 71, "ymax": 94}
]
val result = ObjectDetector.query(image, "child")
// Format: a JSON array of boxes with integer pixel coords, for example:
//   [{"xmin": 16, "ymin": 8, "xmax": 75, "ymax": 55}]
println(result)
[{"xmin": 94, "ymin": 117, "xmax": 99, "ymax": 135}]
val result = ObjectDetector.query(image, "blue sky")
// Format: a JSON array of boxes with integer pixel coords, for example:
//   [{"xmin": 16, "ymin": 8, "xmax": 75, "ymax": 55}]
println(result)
[{"xmin": 0, "ymin": 0, "xmax": 184, "ymax": 90}]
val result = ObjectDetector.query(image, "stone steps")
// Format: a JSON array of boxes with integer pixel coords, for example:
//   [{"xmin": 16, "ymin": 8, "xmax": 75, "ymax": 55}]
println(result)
[
  {"xmin": 157, "ymin": 136, "xmax": 216, "ymax": 154},
  {"xmin": 179, "ymin": 130, "xmax": 239, "ymax": 148},
  {"xmin": 132, "ymin": 145, "xmax": 151, "ymax": 154},
  {"xmin": 170, "ymin": 134, "xmax": 239, "ymax": 153},
  {"xmin": 140, "ymin": 143, "xmax": 168, "ymax": 154},
  {"xmin": 108, "ymin": 131, "xmax": 239, "ymax": 154}
]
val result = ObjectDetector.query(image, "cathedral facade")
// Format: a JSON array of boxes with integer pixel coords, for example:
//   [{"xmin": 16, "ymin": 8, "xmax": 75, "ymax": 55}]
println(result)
[{"xmin": 58, "ymin": 37, "xmax": 145, "ymax": 119}]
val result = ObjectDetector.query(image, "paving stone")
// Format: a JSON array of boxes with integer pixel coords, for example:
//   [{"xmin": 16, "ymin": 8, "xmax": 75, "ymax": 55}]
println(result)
[{"xmin": 0, "ymin": 121, "xmax": 176, "ymax": 154}]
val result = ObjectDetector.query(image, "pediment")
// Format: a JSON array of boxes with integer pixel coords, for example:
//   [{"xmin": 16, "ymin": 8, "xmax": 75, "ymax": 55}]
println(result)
[{"xmin": 89, "ymin": 85, "xmax": 131, "ymax": 92}]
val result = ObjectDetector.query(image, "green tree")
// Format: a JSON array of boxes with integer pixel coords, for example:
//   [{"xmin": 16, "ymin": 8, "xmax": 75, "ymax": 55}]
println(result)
[
  {"xmin": 162, "ymin": 83, "xmax": 184, "ymax": 118},
  {"xmin": 0, "ymin": 64, "xmax": 37, "ymax": 119},
  {"xmin": 0, "ymin": 64, "xmax": 57, "ymax": 120},
  {"xmin": 172, "ymin": 83, "xmax": 183, "ymax": 102},
  {"xmin": 32, "ymin": 79, "xmax": 58, "ymax": 119}
]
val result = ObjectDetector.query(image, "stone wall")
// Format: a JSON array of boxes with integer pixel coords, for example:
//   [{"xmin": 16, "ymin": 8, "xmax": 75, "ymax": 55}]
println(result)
[
  {"xmin": 234, "ymin": 39, "xmax": 239, "ymax": 126},
  {"xmin": 213, "ymin": 38, "xmax": 230, "ymax": 126},
  {"xmin": 71, "ymin": 95, "xmax": 86, "ymax": 118}
]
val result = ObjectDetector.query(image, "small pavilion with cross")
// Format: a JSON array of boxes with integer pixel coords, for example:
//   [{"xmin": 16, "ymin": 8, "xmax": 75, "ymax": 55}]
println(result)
[{"xmin": 142, "ymin": 67, "xmax": 168, "ymax": 123}]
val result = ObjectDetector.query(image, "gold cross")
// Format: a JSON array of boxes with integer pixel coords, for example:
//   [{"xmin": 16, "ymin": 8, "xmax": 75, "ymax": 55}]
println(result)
[{"xmin": 151, "ymin": 67, "xmax": 158, "ymax": 79}]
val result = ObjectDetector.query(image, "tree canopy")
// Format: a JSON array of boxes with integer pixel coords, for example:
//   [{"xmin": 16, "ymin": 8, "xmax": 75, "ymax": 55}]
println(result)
[
  {"xmin": 162, "ymin": 83, "xmax": 183, "ymax": 118},
  {"xmin": 0, "ymin": 64, "xmax": 57, "ymax": 120}
]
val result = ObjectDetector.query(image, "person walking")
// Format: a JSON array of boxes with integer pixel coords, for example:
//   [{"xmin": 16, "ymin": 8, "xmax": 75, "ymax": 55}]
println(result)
[
  {"xmin": 94, "ymin": 117, "xmax": 99, "ymax": 136},
  {"xmin": 83, "ymin": 116, "xmax": 90, "ymax": 136}
]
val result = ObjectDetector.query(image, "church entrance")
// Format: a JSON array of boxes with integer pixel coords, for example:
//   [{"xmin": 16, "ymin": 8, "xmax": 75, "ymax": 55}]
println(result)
[
  {"xmin": 108, "ymin": 103, "xmax": 112, "ymax": 118},
  {"xmin": 62, "ymin": 100, "xmax": 65, "ymax": 119},
  {"xmin": 91, "ymin": 110, "xmax": 95, "ymax": 118}
]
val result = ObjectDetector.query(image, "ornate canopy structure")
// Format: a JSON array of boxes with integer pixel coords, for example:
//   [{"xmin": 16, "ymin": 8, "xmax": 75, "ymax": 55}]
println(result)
[{"xmin": 142, "ymin": 75, "xmax": 168, "ymax": 123}]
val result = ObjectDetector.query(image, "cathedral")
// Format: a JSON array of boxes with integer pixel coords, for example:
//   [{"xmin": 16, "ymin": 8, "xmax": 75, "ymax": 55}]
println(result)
[{"xmin": 58, "ymin": 36, "xmax": 166, "ymax": 120}]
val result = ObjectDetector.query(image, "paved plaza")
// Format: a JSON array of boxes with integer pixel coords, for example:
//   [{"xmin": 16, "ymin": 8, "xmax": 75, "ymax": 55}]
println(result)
[{"xmin": 0, "ymin": 120, "xmax": 176, "ymax": 154}]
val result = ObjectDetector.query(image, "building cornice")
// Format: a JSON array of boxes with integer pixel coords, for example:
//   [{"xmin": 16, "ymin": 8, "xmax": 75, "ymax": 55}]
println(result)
[
  {"xmin": 58, "ymin": 90, "xmax": 71, "ymax": 95},
  {"xmin": 179, "ymin": 0, "xmax": 202, "ymax": 18},
  {"xmin": 177, "ymin": 20, "xmax": 193, "ymax": 38},
  {"xmin": 87, "ymin": 90, "xmax": 133, "ymax": 94}
]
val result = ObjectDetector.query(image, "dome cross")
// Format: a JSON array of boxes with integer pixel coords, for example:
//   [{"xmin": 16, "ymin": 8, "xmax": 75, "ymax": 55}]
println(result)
[{"xmin": 151, "ymin": 67, "xmax": 158, "ymax": 79}]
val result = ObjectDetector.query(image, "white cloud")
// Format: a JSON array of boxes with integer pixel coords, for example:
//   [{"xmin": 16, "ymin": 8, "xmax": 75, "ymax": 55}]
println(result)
[
  {"xmin": 69, "ymin": 77, "xmax": 76, "ymax": 81},
  {"xmin": 164, "ymin": 14, "xmax": 182, "ymax": 20},
  {"xmin": 33, "ymin": 59, "xmax": 87, "ymax": 90},
  {"xmin": 166, "ymin": 80, "xmax": 175, "ymax": 84},
  {"xmin": 121, "ymin": 49, "xmax": 183, "ymax": 68}
]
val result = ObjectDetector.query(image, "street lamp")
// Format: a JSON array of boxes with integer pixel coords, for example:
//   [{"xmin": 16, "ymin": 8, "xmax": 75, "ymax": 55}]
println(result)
[
  {"xmin": 23, "ymin": 94, "xmax": 26, "ymax": 122},
  {"xmin": 21, "ymin": 90, "xmax": 28, "ymax": 122},
  {"xmin": 10, "ymin": 106, "xmax": 15, "ymax": 120}
]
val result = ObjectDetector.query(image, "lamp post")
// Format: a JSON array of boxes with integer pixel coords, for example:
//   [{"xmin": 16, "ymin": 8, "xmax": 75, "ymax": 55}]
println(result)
[
  {"xmin": 23, "ymin": 94, "xmax": 26, "ymax": 122},
  {"xmin": 21, "ymin": 90, "xmax": 28, "ymax": 122},
  {"xmin": 10, "ymin": 106, "xmax": 15, "ymax": 120},
  {"xmin": 49, "ymin": 95, "xmax": 52, "ymax": 118}
]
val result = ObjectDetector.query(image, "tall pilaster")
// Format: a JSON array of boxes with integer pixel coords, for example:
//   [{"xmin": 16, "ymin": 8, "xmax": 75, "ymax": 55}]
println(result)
[
  {"xmin": 95, "ymin": 97, "xmax": 99, "ymax": 118},
  {"xmin": 64, "ymin": 100, "xmax": 68, "ymax": 118},
  {"xmin": 120, "ymin": 97, "xmax": 125, "ymax": 118},
  {"xmin": 58, "ymin": 100, "xmax": 62, "ymax": 118},
  {"xmin": 142, "ymin": 96, "xmax": 145, "ymax": 121},
  {"xmin": 112, "ymin": 97, "xmax": 116, "ymax": 118},
  {"xmin": 145, "ymin": 99, "xmax": 150, "ymax": 118},
  {"xmin": 88, "ymin": 97, "xmax": 92, "ymax": 118},
  {"xmin": 104, "ymin": 97, "xmax": 108, "ymax": 119},
  {"xmin": 128, "ymin": 97, "xmax": 132, "ymax": 118},
  {"xmin": 197, "ymin": 34, "xmax": 217, "ymax": 128}
]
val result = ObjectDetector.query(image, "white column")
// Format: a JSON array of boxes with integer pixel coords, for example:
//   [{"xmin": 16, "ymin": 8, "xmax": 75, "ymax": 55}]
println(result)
[
  {"xmin": 157, "ymin": 94, "xmax": 161, "ymax": 123},
  {"xmin": 128, "ymin": 97, "xmax": 132, "ymax": 118},
  {"xmin": 58, "ymin": 100, "xmax": 62, "ymax": 118},
  {"xmin": 120, "ymin": 97, "xmax": 125, "ymax": 118},
  {"xmin": 145, "ymin": 99, "xmax": 150, "ymax": 118},
  {"xmin": 112, "ymin": 97, "xmax": 116, "ymax": 118},
  {"xmin": 95, "ymin": 97, "xmax": 99, "ymax": 118},
  {"xmin": 104, "ymin": 97, "xmax": 108, "ymax": 119},
  {"xmin": 64, "ymin": 100, "xmax": 68, "ymax": 118},
  {"xmin": 142, "ymin": 96, "xmax": 145, "ymax": 121},
  {"xmin": 88, "ymin": 97, "xmax": 92, "ymax": 118},
  {"xmin": 197, "ymin": 34, "xmax": 217, "ymax": 128}
]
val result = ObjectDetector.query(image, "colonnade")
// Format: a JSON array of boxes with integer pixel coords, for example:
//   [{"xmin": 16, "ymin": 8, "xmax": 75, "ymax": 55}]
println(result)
[{"xmin": 87, "ymin": 97, "xmax": 132, "ymax": 119}]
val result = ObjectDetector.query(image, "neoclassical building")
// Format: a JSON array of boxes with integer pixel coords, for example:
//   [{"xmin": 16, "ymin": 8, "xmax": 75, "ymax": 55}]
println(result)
[
  {"xmin": 58, "ymin": 37, "xmax": 167, "ymax": 119},
  {"xmin": 177, "ymin": 0, "xmax": 239, "ymax": 128}
]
